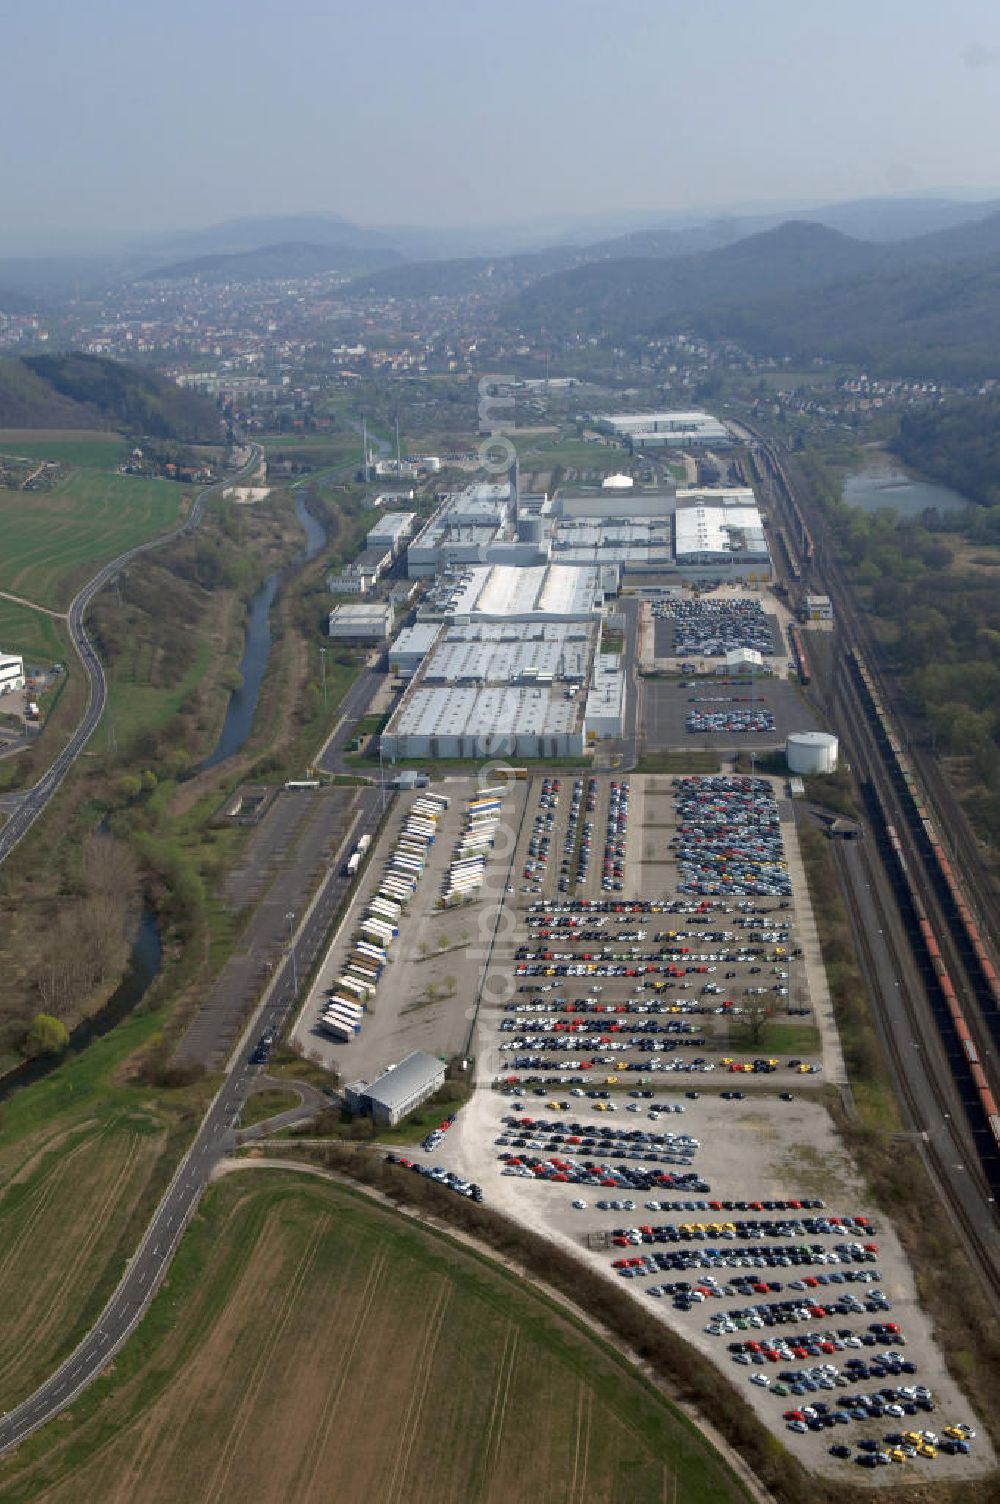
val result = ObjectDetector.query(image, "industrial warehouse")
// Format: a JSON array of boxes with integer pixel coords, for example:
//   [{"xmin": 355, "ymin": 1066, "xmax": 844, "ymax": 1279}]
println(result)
[{"xmin": 379, "ymin": 619, "xmax": 625, "ymax": 758}]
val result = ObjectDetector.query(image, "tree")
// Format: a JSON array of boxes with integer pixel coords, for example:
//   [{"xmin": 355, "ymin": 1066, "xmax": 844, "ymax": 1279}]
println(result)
[
  {"xmin": 25, "ymin": 1013, "xmax": 69, "ymax": 1057},
  {"xmin": 740, "ymin": 997, "xmax": 774, "ymax": 1048}
]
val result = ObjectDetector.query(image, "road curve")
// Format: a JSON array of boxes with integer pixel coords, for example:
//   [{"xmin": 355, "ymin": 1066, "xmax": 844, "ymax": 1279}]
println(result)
[{"xmin": 0, "ymin": 445, "xmax": 262, "ymax": 867}]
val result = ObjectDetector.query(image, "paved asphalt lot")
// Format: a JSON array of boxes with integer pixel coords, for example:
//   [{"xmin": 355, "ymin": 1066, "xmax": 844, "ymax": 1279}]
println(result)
[
  {"xmin": 642, "ymin": 677, "xmax": 820, "ymax": 752},
  {"xmin": 177, "ymin": 786, "xmax": 363, "ymax": 1067}
]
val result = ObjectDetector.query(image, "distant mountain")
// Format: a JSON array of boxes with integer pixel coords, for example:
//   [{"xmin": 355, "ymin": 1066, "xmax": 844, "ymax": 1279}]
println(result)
[
  {"xmin": 499, "ymin": 208, "xmax": 1000, "ymax": 377},
  {"xmin": 504, "ymin": 221, "xmax": 887, "ymax": 333},
  {"xmin": 140, "ymin": 212, "xmax": 397, "ymax": 261},
  {"xmin": 0, "ymin": 353, "xmax": 220, "ymax": 440},
  {"xmin": 697, "ymin": 255, "xmax": 1000, "ymax": 376},
  {"xmin": 140, "ymin": 240, "xmax": 401, "ymax": 284},
  {"xmin": 345, "ymin": 245, "xmax": 585, "ymax": 299}
]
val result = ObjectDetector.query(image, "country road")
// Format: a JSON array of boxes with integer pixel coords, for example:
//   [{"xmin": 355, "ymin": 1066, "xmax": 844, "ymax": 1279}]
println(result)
[{"xmin": 0, "ymin": 444, "xmax": 263, "ymax": 867}]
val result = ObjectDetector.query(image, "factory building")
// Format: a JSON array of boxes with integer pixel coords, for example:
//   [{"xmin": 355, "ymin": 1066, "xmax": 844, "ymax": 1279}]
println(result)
[
  {"xmin": 388, "ymin": 623, "xmax": 441, "ymax": 679},
  {"xmin": 366, "ymin": 512, "xmax": 417, "ymax": 557},
  {"xmin": 328, "ymin": 602, "xmax": 394, "ymax": 644},
  {"xmin": 328, "ymin": 545, "xmax": 392, "ymax": 595},
  {"xmin": 593, "ymin": 410, "xmax": 731, "ymax": 448},
  {"xmin": 422, "ymin": 621, "xmax": 595, "ymax": 685},
  {"xmin": 549, "ymin": 517, "xmax": 673, "ymax": 570},
  {"xmin": 419, "ymin": 563, "xmax": 602, "ymax": 624},
  {"xmin": 345, "ymin": 1051, "xmax": 446, "ymax": 1127},
  {"xmin": 585, "ymin": 652, "xmax": 626, "ymax": 739},
  {"xmin": 380, "ymin": 684, "xmax": 585, "ymax": 760},
  {"xmin": 380, "ymin": 619, "xmax": 599, "ymax": 759},
  {"xmin": 407, "ymin": 481, "xmax": 515, "ymax": 576},
  {"xmin": 0, "ymin": 651, "xmax": 25, "ymax": 694},
  {"xmin": 673, "ymin": 489, "xmax": 771, "ymax": 581}
]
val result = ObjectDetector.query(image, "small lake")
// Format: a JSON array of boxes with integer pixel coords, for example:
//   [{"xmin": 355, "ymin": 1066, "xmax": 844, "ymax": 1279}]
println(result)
[
  {"xmin": 843, "ymin": 459, "xmax": 971, "ymax": 520},
  {"xmin": 200, "ymin": 492, "xmax": 327, "ymax": 771}
]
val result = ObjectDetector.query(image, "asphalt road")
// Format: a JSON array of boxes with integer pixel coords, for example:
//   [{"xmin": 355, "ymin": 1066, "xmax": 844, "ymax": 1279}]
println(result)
[
  {"xmin": 314, "ymin": 663, "xmax": 390, "ymax": 775},
  {"xmin": 0, "ymin": 445, "xmax": 263, "ymax": 868},
  {"xmin": 0, "ymin": 780, "xmax": 390, "ymax": 1453}
]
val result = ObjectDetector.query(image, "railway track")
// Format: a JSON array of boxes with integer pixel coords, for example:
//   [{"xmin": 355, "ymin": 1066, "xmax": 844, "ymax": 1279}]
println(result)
[
  {"xmin": 833, "ymin": 828, "xmax": 1000, "ymax": 1302},
  {"xmin": 735, "ymin": 417, "xmax": 1000, "ymax": 1258}
]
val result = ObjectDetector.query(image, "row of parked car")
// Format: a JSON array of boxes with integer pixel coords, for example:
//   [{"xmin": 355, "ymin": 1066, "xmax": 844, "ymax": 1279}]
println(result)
[
  {"xmin": 687, "ymin": 707, "xmax": 777, "ymax": 735},
  {"xmin": 672, "ymin": 776, "xmax": 792, "ymax": 898},
  {"xmin": 385, "ymin": 1152, "xmax": 482, "ymax": 1203},
  {"xmin": 654, "ymin": 597, "xmax": 776, "ymax": 658}
]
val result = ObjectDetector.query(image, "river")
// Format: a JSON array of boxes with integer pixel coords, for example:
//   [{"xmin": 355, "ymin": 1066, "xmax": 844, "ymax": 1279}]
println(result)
[
  {"xmin": 843, "ymin": 455, "xmax": 971, "ymax": 520},
  {"xmin": 200, "ymin": 491, "xmax": 327, "ymax": 771}
]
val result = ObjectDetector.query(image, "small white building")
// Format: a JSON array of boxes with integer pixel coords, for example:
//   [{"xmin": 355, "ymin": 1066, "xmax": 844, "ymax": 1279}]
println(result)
[
  {"xmin": 346, "ymin": 1051, "xmax": 447, "ymax": 1126},
  {"xmin": 0, "ymin": 652, "xmax": 25, "ymax": 694}
]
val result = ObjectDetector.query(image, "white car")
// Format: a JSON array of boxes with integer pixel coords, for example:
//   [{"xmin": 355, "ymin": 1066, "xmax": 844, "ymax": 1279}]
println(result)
[{"xmin": 572, "ymin": 1199, "xmax": 588, "ymax": 1210}]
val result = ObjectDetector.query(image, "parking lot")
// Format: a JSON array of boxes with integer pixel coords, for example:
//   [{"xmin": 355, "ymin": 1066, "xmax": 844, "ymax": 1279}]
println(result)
[
  {"xmin": 398, "ymin": 770, "xmax": 990, "ymax": 1481},
  {"xmin": 290, "ymin": 777, "xmax": 528, "ymax": 1081},
  {"xmin": 642, "ymin": 677, "xmax": 820, "ymax": 751},
  {"xmin": 652, "ymin": 595, "xmax": 785, "ymax": 662}
]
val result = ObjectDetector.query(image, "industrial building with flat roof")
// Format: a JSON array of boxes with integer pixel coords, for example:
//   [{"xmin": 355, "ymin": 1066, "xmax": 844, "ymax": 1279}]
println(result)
[
  {"xmin": 327, "ymin": 601, "xmax": 395, "ymax": 643},
  {"xmin": 420, "ymin": 563, "xmax": 602, "ymax": 623},
  {"xmin": 345, "ymin": 1050, "xmax": 446, "ymax": 1127},
  {"xmin": 423, "ymin": 621, "xmax": 595, "ymax": 685},
  {"xmin": 407, "ymin": 481, "xmax": 514, "ymax": 575},
  {"xmin": 388, "ymin": 622, "xmax": 441, "ymax": 678},
  {"xmin": 673, "ymin": 489, "xmax": 770, "ymax": 579},
  {"xmin": 380, "ymin": 683, "xmax": 585, "ymax": 760},
  {"xmin": 380, "ymin": 618, "xmax": 607, "ymax": 759},
  {"xmin": 367, "ymin": 512, "xmax": 416, "ymax": 555},
  {"xmin": 593, "ymin": 410, "xmax": 730, "ymax": 447}
]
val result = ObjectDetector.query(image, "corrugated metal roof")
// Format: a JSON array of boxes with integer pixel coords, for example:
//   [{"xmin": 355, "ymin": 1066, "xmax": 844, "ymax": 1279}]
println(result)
[{"xmin": 364, "ymin": 1050, "xmax": 444, "ymax": 1111}]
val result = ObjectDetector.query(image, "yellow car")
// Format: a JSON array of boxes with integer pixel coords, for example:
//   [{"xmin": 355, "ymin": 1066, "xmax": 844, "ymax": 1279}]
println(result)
[
  {"xmin": 547, "ymin": 1101, "xmax": 561, "ymax": 1110},
  {"xmin": 605, "ymin": 1075, "xmax": 618, "ymax": 1086},
  {"xmin": 767, "ymin": 1058, "xmax": 779, "ymax": 1067},
  {"xmin": 903, "ymin": 1432, "xmax": 922, "ymax": 1447},
  {"xmin": 595, "ymin": 1101, "xmax": 608, "ymax": 1112},
  {"xmin": 741, "ymin": 1063, "xmax": 753, "ymax": 1073},
  {"xmin": 889, "ymin": 1449, "xmax": 906, "ymax": 1464},
  {"xmin": 917, "ymin": 1444, "xmax": 936, "ymax": 1459},
  {"xmin": 797, "ymin": 1063, "xmax": 813, "ymax": 1074}
]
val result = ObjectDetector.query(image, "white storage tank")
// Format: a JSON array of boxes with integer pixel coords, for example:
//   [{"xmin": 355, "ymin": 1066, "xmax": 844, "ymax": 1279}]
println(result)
[{"xmin": 786, "ymin": 730, "xmax": 839, "ymax": 775}]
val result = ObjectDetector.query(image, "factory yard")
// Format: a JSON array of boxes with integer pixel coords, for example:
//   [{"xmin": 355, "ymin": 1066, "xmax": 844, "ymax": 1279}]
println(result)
[
  {"xmin": 290, "ymin": 777, "xmax": 531, "ymax": 1081},
  {"xmin": 643, "ymin": 677, "xmax": 820, "ymax": 751},
  {"xmin": 324, "ymin": 769, "xmax": 991, "ymax": 1483}
]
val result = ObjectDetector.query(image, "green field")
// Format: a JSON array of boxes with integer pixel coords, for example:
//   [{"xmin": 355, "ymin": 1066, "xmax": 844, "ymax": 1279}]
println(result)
[
  {"xmin": 0, "ymin": 468, "xmax": 183, "ymax": 609},
  {"xmin": 0, "ymin": 1171, "xmax": 750, "ymax": 1503},
  {"xmin": 0, "ymin": 436, "xmax": 128, "ymax": 470},
  {"xmin": 0, "ymin": 1006, "xmax": 213, "ymax": 1420},
  {"xmin": 106, "ymin": 636, "xmax": 213, "ymax": 744},
  {"xmin": 0, "ymin": 598, "xmax": 69, "ymax": 665}
]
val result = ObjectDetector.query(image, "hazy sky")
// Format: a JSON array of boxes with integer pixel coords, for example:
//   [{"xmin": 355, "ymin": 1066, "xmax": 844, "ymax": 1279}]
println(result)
[{"xmin": 5, "ymin": 0, "xmax": 1000, "ymax": 242}]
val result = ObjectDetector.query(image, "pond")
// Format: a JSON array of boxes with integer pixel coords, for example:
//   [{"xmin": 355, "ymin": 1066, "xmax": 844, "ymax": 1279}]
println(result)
[{"xmin": 843, "ymin": 456, "xmax": 971, "ymax": 521}]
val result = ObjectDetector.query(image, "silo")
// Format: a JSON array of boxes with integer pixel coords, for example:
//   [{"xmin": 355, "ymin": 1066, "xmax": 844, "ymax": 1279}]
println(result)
[{"xmin": 786, "ymin": 730, "xmax": 839, "ymax": 775}]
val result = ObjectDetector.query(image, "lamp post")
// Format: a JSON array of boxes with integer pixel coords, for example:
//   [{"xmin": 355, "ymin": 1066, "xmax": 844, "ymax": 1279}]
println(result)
[{"xmin": 286, "ymin": 910, "xmax": 298, "ymax": 995}]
